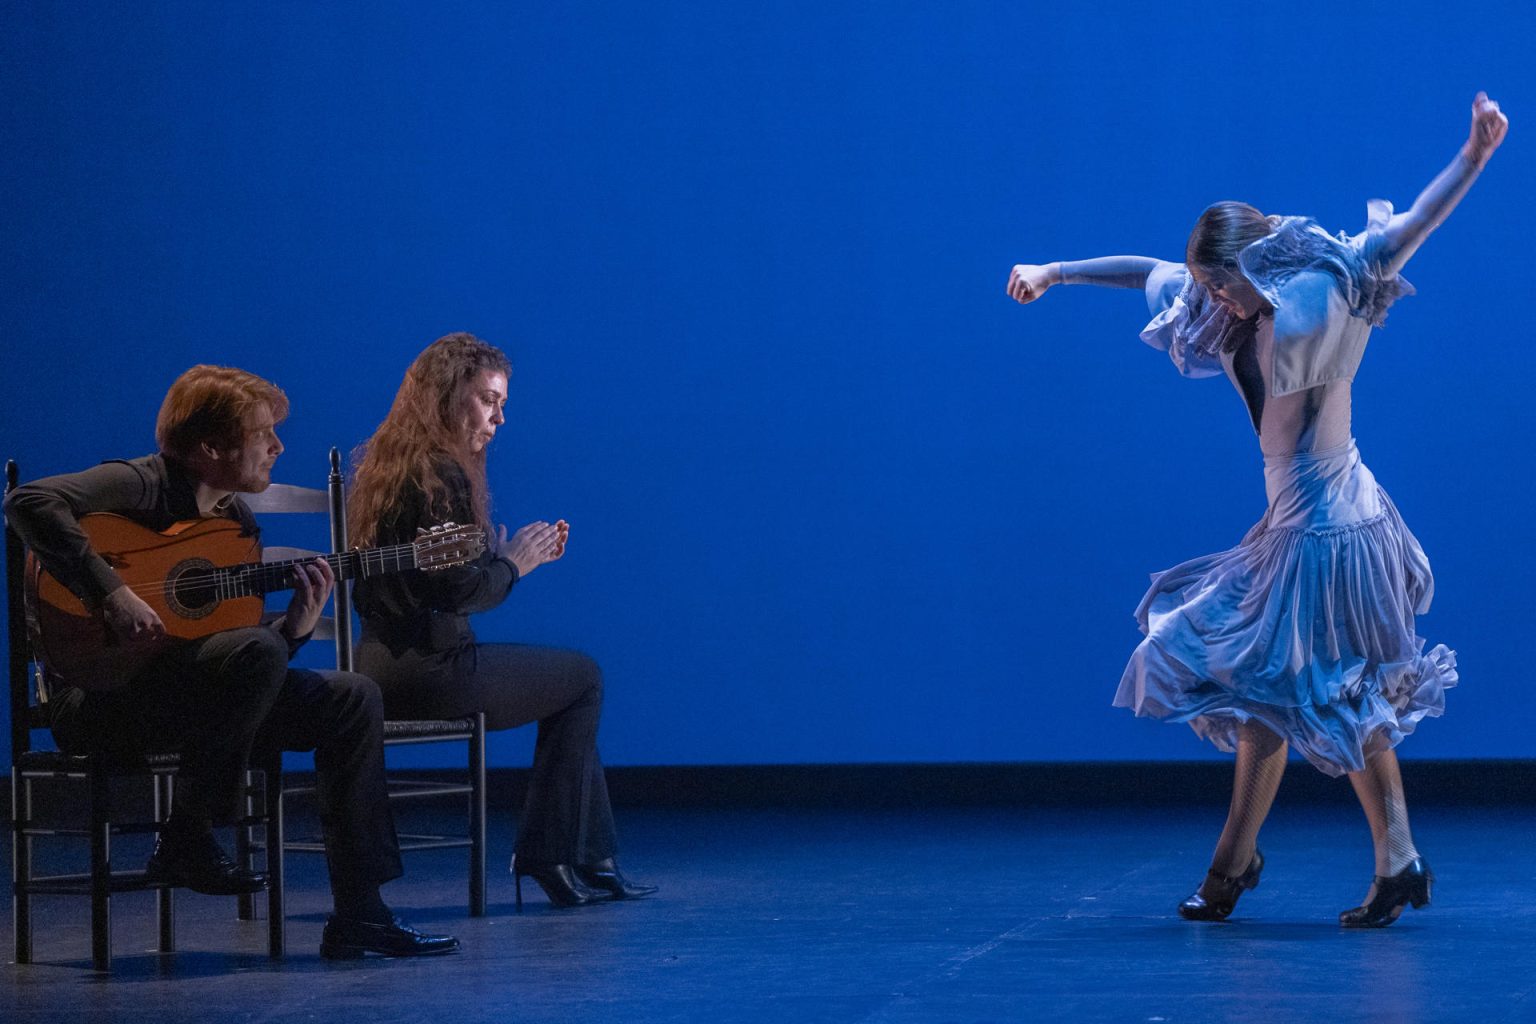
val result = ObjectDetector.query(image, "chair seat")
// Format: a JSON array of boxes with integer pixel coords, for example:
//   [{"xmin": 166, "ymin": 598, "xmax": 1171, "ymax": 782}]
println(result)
[
  {"xmin": 383, "ymin": 718, "xmax": 479, "ymax": 739},
  {"xmin": 16, "ymin": 749, "xmax": 183, "ymax": 773}
]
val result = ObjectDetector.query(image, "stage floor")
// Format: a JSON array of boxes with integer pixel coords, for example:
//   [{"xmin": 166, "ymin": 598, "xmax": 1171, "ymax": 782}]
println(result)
[{"xmin": 4, "ymin": 801, "xmax": 1535, "ymax": 1023}]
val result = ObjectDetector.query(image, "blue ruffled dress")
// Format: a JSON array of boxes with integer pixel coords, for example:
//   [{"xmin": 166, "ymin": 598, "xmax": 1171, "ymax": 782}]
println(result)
[{"xmin": 1112, "ymin": 203, "xmax": 1458, "ymax": 776}]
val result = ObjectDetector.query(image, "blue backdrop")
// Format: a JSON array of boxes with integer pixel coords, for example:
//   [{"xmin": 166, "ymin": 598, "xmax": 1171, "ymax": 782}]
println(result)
[{"xmin": 3, "ymin": 1, "xmax": 1530, "ymax": 769}]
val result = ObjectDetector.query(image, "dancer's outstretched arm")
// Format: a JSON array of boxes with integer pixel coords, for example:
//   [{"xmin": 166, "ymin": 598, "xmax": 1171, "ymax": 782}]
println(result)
[
  {"xmin": 1377, "ymin": 92, "xmax": 1508, "ymax": 276},
  {"xmin": 1006, "ymin": 255, "xmax": 1172, "ymax": 305}
]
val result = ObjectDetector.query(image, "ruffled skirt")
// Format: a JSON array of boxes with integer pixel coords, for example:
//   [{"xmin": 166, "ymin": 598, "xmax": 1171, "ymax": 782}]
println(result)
[{"xmin": 1113, "ymin": 439, "xmax": 1457, "ymax": 776}]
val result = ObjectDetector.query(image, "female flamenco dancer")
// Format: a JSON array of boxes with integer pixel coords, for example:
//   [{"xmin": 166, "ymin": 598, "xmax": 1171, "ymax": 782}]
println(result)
[
  {"xmin": 348, "ymin": 332, "xmax": 655, "ymax": 909},
  {"xmin": 1006, "ymin": 93, "xmax": 1507, "ymax": 926}
]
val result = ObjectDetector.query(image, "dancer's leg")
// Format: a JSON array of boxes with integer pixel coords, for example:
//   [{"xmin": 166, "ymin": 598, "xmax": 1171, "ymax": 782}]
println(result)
[
  {"xmin": 1204, "ymin": 720, "xmax": 1288, "ymax": 886},
  {"xmin": 1347, "ymin": 747, "xmax": 1420, "ymax": 898}
]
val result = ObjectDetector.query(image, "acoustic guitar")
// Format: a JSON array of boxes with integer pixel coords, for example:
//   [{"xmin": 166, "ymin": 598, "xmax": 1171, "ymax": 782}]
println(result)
[{"xmin": 26, "ymin": 512, "xmax": 485, "ymax": 692}]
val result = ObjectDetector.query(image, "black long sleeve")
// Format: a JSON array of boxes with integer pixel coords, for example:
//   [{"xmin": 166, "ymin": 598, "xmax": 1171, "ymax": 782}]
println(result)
[
  {"xmin": 352, "ymin": 463, "xmax": 516, "ymax": 625},
  {"xmin": 6, "ymin": 457, "xmax": 175, "ymax": 604},
  {"xmin": 4, "ymin": 453, "xmax": 310, "ymax": 657}
]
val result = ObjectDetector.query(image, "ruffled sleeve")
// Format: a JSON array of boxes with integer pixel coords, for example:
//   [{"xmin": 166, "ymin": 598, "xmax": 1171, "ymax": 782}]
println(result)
[
  {"xmin": 1343, "ymin": 199, "xmax": 1417, "ymax": 325},
  {"xmin": 1237, "ymin": 204, "xmax": 1415, "ymax": 328},
  {"xmin": 1138, "ymin": 261, "xmax": 1232, "ymax": 379}
]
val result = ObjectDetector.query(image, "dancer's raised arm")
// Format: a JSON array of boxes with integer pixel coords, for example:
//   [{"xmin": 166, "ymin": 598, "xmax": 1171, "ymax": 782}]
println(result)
[
  {"xmin": 1006, "ymin": 255, "xmax": 1170, "ymax": 305},
  {"xmin": 1376, "ymin": 92, "xmax": 1508, "ymax": 276}
]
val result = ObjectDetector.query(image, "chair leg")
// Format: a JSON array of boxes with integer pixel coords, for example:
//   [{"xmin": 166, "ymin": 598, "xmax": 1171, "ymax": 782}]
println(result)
[
  {"xmin": 12, "ymin": 773, "xmax": 33, "ymax": 964},
  {"xmin": 154, "ymin": 773, "xmax": 175, "ymax": 953},
  {"xmin": 264, "ymin": 757, "xmax": 285, "ymax": 959},
  {"xmin": 89, "ymin": 765, "xmax": 112, "ymax": 973},
  {"xmin": 236, "ymin": 769, "xmax": 257, "ymax": 922},
  {"xmin": 469, "ymin": 713, "xmax": 487, "ymax": 917}
]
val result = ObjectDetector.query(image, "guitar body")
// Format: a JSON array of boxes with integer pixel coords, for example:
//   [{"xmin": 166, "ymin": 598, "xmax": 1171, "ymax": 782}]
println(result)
[
  {"xmin": 25, "ymin": 511, "xmax": 482, "ymax": 694},
  {"xmin": 28, "ymin": 514, "xmax": 265, "ymax": 692}
]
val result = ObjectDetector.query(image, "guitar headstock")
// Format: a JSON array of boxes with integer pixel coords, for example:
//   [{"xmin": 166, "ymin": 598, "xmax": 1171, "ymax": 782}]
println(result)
[{"xmin": 413, "ymin": 522, "xmax": 486, "ymax": 571}]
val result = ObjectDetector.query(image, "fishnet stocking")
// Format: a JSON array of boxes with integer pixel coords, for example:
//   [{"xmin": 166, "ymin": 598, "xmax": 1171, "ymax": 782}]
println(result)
[
  {"xmin": 1348, "ymin": 747, "xmax": 1419, "ymax": 882},
  {"xmin": 1206, "ymin": 720, "xmax": 1288, "ymax": 885}
]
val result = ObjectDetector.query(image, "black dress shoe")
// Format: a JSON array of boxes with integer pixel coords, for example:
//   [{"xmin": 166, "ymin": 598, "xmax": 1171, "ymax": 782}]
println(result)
[
  {"xmin": 144, "ymin": 831, "xmax": 267, "ymax": 896},
  {"xmin": 575, "ymin": 857, "xmax": 658, "ymax": 900},
  {"xmin": 1339, "ymin": 857, "xmax": 1433, "ymax": 928},
  {"xmin": 1178, "ymin": 850, "xmax": 1264, "ymax": 922},
  {"xmin": 511, "ymin": 858, "xmax": 609, "ymax": 910},
  {"xmin": 319, "ymin": 915, "xmax": 461, "ymax": 959}
]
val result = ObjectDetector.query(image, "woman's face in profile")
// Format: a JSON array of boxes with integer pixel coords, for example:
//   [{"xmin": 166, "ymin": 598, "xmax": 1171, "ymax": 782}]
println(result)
[
  {"xmin": 1192, "ymin": 264, "xmax": 1267, "ymax": 320},
  {"xmin": 458, "ymin": 370, "xmax": 508, "ymax": 454}
]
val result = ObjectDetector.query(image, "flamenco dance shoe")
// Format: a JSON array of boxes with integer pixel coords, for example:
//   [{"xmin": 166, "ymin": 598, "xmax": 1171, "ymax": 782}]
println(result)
[
  {"xmin": 574, "ymin": 857, "xmax": 658, "ymax": 900},
  {"xmin": 511, "ymin": 857, "xmax": 610, "ymax": 910},
  {"xmin": 1339, "ymin": 857, "xmax": 1433, "ymax": 928},
  {"xmin": 1178, "ymin": 850, "xmax": 1264, "ymax": 922}
]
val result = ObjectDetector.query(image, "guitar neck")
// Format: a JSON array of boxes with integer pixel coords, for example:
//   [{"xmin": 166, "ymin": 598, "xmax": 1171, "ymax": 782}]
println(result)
[{"xmin": 229, "ymin": 543, "xmax": 421, "ymax": 597}]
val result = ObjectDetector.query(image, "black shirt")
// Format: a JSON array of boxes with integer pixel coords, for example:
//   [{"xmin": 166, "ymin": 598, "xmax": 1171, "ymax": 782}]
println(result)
[
  {"xmin": 5, "ymin": 454, "xmax": 259, "ymax": 604},
  {"xmin": 352, "ymin": 461, "xmax": 517, "ymax": 652},
  {"xmin": 4, "ymin": 452, "xmax": 304, "ymax": 654}
]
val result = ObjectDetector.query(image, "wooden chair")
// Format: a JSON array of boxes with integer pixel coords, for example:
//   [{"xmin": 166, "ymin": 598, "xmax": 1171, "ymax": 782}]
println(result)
[
  {"xmin": 242, "ymin": 449, "xmax": 486, "ymax": 917},
  {"xmin": 6, "ymin": 460, "xmax": 284, "ymax": 972}
]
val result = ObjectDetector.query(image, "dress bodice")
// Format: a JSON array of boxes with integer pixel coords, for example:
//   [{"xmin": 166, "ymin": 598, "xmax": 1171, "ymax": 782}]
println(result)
[
  {"xmin": 1222, "ymin": 314, "xmax": 1354, "ymax": 457},
  {"xmin": 1138, "ymin": 202, "xmax": 1413, "ymax": 457}
]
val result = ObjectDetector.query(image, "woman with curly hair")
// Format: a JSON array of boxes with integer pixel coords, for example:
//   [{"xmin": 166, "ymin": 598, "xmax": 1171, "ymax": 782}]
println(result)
[
  {"xmin": 349, "ymin": 332, "xmax": 654, "ymax": 909},
  {"xmin": 1005, "ymin": 93, "xmax": 1507, "ymax": 927}
]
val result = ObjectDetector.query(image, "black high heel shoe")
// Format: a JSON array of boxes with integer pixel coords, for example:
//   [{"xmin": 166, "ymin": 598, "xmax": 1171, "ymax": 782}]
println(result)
[
  {"xmin": 1178, "ymin": 849, "xmax": 1264, "ymax": 921},
  {"xmin": 574, "ymin": 858, "xmax": 657, "ymax": 900},
  {"xmin": 511, "ymin": 858, "xmax": 609, "ymax": 910},
  {"xmin": 1339, "ymin": 857, "xmax": 1433, "ymax": 928}
]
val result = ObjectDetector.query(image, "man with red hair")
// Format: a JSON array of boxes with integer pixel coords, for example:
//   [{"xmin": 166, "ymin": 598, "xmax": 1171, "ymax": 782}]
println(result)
[{"xmin": 6, "ymin": 365, "xmax": 459, "ymax": 959}]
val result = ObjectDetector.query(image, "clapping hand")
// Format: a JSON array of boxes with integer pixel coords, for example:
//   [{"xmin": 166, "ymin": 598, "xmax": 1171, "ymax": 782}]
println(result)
[{"xmin": 502, "ymin": 519, "xmax": 570, "ymax": 579}]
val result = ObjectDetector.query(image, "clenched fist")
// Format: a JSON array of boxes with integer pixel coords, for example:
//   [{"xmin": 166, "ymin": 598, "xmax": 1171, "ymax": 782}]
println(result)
[
  {"xmin": 1465, "ymin": 91, "xmax": 1509, "ymax": 168},
  {"xmin": 1007, "ymin": 263, "xmax": 1061, "ymax": 305}
]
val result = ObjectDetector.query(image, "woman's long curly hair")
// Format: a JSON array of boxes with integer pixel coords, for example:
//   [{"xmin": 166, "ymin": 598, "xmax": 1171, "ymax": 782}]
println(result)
[{"xmin": 349, "ymin": 332, "xmax": 511, "ymax": 547}]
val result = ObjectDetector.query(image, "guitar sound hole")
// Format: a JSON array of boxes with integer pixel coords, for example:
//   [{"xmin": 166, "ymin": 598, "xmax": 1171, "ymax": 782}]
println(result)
[{"xmin": 166, "ymin": 559, "xmax": 221, "ymax": 620}]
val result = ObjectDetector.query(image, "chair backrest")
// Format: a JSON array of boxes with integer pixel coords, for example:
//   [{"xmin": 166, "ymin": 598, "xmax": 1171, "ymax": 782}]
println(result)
[
  {"xmin": 5, "ymin": 459, "xmax": 41, "ymax": 759},
  {"xmin": 241, "ymin": 447, "xmax": 355, "ymax": 671}
]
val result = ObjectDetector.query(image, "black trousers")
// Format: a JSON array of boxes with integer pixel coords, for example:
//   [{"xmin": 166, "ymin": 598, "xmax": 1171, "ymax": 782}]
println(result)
[
  {"xmin": 357, "ymin": 638, "xmax": 617, "ymax": 865},
  {"xmin": 56, "ymin": 626, "xmax": 403, "ymax": 890}
]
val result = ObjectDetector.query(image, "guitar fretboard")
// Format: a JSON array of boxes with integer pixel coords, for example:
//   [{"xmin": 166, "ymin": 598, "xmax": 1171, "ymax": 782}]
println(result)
[{"xmin": 219, "ymin": 542, "xmax": 421, "ymax": 598}]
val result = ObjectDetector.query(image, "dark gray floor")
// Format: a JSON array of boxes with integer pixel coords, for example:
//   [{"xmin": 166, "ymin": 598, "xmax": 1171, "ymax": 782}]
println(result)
[{"xmin": 5, "ymin": 801, "xmax": 1535, "ymax": 1023}]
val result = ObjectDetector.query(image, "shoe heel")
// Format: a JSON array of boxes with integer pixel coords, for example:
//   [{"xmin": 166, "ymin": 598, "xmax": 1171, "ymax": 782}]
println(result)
[{"xmin": 1239, "ymin": 850, "xmax": 1264, "ymax": 891}]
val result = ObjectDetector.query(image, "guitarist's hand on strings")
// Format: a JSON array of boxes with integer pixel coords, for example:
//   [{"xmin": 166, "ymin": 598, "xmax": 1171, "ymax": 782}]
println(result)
[
  {"xmin": 280, "ymin": 558, "xmax": 335, "ymax": 643},
  {"xmin": 103, "ymin": 584, "xmax": 166, "ymax": 641},
  {"xmin": 500, "ymin": 519, "xmax": 569, "ymax": 579}
]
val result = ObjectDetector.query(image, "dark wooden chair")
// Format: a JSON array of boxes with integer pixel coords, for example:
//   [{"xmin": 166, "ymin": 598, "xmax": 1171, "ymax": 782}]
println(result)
[
  {"xmin": 6, "ymin": 460, "xmax": 285, "ymax": 972},
  {"xmin": 242, "ymin": 450, "xmax": 486, "ymax": 917}
]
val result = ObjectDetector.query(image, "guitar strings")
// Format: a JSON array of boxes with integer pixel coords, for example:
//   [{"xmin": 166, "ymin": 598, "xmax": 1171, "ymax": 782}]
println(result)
[
  {"xmin": 100, "ymin": 537, "xmax": 480, "ymax": 601},
  {"xmin": 106, "ymin": 549, "xmax": 407, "ymax": 592}
]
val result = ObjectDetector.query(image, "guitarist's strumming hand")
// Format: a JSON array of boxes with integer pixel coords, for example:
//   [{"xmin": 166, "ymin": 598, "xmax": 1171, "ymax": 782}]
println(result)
[
  {"xmin": 281, "ymin": 558, "xmax": 335, "ymax": 643},
  {"xmin": 103, "ymin": 585, "xmax": 166, "ymax": 641},
  {"xmin": 500, "ymin": 519, "xmax": 569, "ymax": 579}
]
